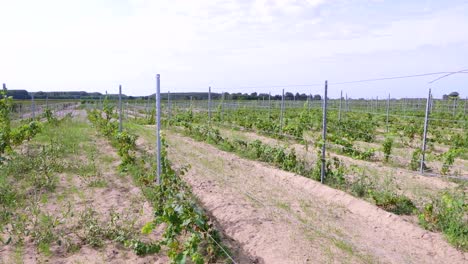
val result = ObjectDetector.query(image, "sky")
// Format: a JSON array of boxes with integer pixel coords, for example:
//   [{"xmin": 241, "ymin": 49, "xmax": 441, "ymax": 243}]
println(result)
[{"xmin": 0, "ymin": 0, "xmax": 467, "ymax": 98}]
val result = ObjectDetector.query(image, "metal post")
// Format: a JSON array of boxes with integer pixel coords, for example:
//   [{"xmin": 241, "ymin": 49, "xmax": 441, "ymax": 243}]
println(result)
[
  {"xmin": 155, "ymin": 74, "xmax": 161, "ymax": 184},
  {"xmin": 208, "ymin": 86, "xmax": 212, "ymax": 123},
  {"xmin": 118, "ymin": 85, "xmax": 122, "ymax": 132},
  {"xmin": 146, "ymin": 95, "xmax": 150, "ymax": 114},
  {"xmin": 280, "ymin": 89, "xmax": 285, "ymax": 132},
  {"xmin": 167, "ymin": 91, "xmax": 171, "ymax": 120},
  {"xmin": 420, "ymin": 88, "xmax": 431, "ymax": 174},
  {"xmin": 386, "ymin": 94, "xmax": 390, "ymax": 133},
  {"xmin": 452, "ymin": 98, "xmax": 457, "ymax": 116},
  {"xmin": 402, "ymin": 98, "xmax": 406, "ymax": 113},
  {"xmin": 376, "ymin": 96, "xmax": 379, "ymax": 113},
  {"xmin": 338, "ymin": 90, "xmax": 342, "ymax": 122},
  {"xmin": 134, "ymin": 100, "xmax": 137, "ymax": 119},
  {"xmin": 430, "ymin": 96, "xmax": 434, "ymax": 112},
  {"xmin": 345, "ymin": 93, "xmax": 348, "ymax": 113},
  {"xmin": 126, "ymin": 102, "xmax": 129, "ymax": 120},
  {"xmin": 446, "ymin": 97, "xmax": 450, "ymax": 113},
  {"xmin": 464, "ymin": 97, "xmax": 467, "ymax": 115},
  {"xmin": 268, "ymin": 92, "xmax": 271, "ymax": 119},
  {"xmin": 31, "ymin": 93, "xmax": 35, "ymax": 119},
  {"xmin": 221, "ymin": 92, "xmax": 225, "ymax": 121},
  {"xmin": 321, "ymin": 81, "xmax": 328, "ymax": 184}
]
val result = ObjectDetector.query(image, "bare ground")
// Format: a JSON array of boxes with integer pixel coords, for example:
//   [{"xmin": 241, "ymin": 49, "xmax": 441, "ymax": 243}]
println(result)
[{"xmin": 162, "ymin": 131, "xmax": 467, "ymax": 264}]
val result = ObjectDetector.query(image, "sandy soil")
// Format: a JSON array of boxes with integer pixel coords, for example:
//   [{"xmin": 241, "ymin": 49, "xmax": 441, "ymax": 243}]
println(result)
[{"xmin": 163, "ymin": 131, "xmax": 467, "ymax": 264}]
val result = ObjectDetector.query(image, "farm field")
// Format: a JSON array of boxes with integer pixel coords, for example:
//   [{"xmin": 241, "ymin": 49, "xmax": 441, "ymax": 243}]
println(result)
[
  {"xmin": 1, "ymin": 94, "xmax": 467, "ymax": 263},
  {"xmin": 127, "ymin": 122, "xmax": 467, "ymax": 263},
  {"xmin": 4, "ymin": 1, "xmax": 468, "ymax": 263}
]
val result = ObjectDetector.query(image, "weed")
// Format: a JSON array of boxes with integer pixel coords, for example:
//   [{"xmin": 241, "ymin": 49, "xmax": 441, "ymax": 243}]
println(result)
[
  {"xmin": 419, "ymin": 191, "xmax": 467, "ymax": 251},
  {"xmin": 368, "ymin": 190, "xmax": 416, "ymax": 215}
]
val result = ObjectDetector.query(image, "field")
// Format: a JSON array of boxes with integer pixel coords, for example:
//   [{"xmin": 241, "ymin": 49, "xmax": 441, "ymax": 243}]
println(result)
[{"xmin": 1, "ymin": 94, "xmax": 467, "ymax": 263}]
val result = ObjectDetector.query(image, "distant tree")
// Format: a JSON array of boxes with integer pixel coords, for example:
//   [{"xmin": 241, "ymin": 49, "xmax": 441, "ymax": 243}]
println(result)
[
  {"xmin": 285, "ymin": 92, "xmax": 294, "ymax": 100},
  {"xmin": 448, "ymin": 91, "xmax": 459, "ymax": 99},
  {"xmin": 6, "ymin": 90, "xmax": 29, "ymax": 99},
  {"xmin": 313, "ymin": 94, "xmax": 321, "ymax": 100}
]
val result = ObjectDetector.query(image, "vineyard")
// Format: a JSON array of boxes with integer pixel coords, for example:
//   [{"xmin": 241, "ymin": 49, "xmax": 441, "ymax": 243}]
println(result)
[{"xmin": 1, "ymin": 85, "xmax": 467, "ymax": 263}]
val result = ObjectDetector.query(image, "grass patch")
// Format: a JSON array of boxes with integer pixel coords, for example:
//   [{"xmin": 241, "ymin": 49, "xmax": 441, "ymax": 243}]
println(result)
[{"xmin": 333, "ymin": 238, "xmax": 354, "ymax": 255}]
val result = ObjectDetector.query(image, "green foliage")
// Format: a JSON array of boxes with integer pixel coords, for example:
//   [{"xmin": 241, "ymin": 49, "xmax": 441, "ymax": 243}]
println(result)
[
  {"xmin": 350, "ymin": 174, "xmax": 374, "ymax": 198},
  {"xmin": 115, "ymin": 131, "xmax": 137, "ymax": 170},
  {"xmin": 10, "ymin": 121, "xmax": 42, "ymax": 145},
  {"xmin": 310, "ymin": 150, "xmax": 346, "ymax": 188},
  {"xmin": 32, "ymin": 144, "xmax": 64, "ymax": 191},
  {"xmin": 440, "ymin": 148, "xmax": 460, "ymax": 175},
  {"xmin": 0, "ymin": 88, "xmax": 43, "ymax": 164},
  {"xmin": 125, "ymin": 137, "xmax": 224, "ymax": 262},
  {"xmin": 382, "ymin": 136, "xmax": 393, "ymax": 162},
  {"xmin": 328, "ymin": 134, "xmax": 375, "ymax": 161},
  {"xmin": 419, "ymin": 192, "xmax": 467, "ymax": 251},
  {"xmin": 186, "ymin": 124, "xmax": 309, "ymax": 176},
  {"xmin": 332, "ymin": 114, "xmax": 377, "ymax": 143},
  {"xmin": 91, "ymin": 110, "xmax": 226, "ymax": 262},
  {"xmin": 88, "ymin": 108, "xmax": 137, "ymax": 171},
  {"xmin": 102, "ymin": 96, "xmax": 116, "ymax": 122},
  {"xmin": 0, "ymin": 89, "xmax": 13, "ymax": 162},
  {"xmin": 43, "ymin": 108, "xmax": 58, "ymax": 125},
  {"xmin": 409, "ymin": 149, "xmax": 422, "ymax": 171},
  {"xmin": 368, "ymin": 190, "xmax": 416, "ymax": 215}
]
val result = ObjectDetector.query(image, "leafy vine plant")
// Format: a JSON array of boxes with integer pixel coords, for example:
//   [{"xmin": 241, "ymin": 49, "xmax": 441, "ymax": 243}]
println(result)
[
  {"xmin": 88, "ymin": 106, "xmax": 225, "ymax": 263},
  {"xmin": 0, "ymin": 89, "xmax": 42, "ymax": 164}
]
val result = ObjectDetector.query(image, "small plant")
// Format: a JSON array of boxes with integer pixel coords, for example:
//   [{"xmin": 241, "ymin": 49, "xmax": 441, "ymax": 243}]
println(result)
[
  {"xmin": 44, "ymin": 108, "xmax": 58, "ymax": 125},
  {"xmin": 409, "ymin": 149, "xmax": 422, "ymax": 171},
  {"xmin": 440, "ymin": 148, "xmax": 460, "ymax": 175},
  {"xmin": 382, "ymin": 136, "xmax": 393, "ymax": 162},
  {"xmin": 368, "ymin": 190, "xmax": 416, "ymax": 215},
  {"xmin": 350, "ymin": 174, "xmax": 374, "ymax": 198},
  {"xmin": 115, "ymin": 131, "xmax": 137, "ymax": 171}
]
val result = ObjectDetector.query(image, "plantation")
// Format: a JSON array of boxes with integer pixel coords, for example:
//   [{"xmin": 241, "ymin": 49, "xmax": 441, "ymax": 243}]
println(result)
[{"xmin": 1, "ymin": 91, "xmax": 467, "ymax": 263}]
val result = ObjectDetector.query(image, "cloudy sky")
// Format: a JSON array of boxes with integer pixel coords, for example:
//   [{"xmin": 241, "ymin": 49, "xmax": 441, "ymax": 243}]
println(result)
[{"xmin": 1, "ymin": 0, "xmax": 467, "ymax": 98}]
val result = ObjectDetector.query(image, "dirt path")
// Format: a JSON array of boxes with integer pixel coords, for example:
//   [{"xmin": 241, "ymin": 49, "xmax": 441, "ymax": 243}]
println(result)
[{"xmin": 164, "ymin": 131, "xmax": 467, "ymax": 264}]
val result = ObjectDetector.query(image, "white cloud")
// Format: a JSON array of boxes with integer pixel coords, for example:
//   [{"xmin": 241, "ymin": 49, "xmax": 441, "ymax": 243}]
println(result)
[{"xmin": 0, "ymin": 0, "xmax": 467, "ymax": 96}]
